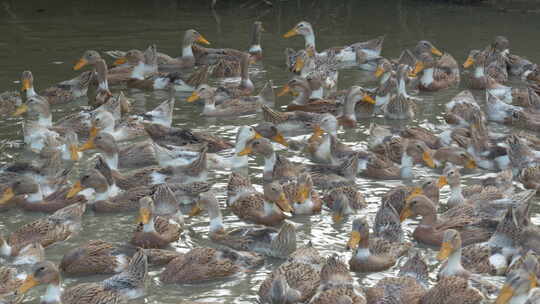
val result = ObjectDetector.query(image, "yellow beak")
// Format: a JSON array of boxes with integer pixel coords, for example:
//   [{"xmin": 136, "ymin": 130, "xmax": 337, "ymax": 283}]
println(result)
[
  {"xmin": 374, "ymin": 66, "xmax": 385, "ymax": 78},
  {"xmin": 237, "ymin": 146, "xmax": 252, "ymax": 156},
  {"xmin": 254, "ymin": 132, "xmax": 263, "ymax": 140},
  {"xmin": 73, "ymin": 58, "xmax": 88, "ymax": 71},
  {"xmin": 271, "ymin": 133, "xmax": 289, "ymax": 147},
  {"xmin": 431, "ymin": 47, "xmax": 443, "ymax": 57},
  {"xmin": 196, "ymin": 35, "xmax": 211, "ymax": 45},
  {"xmin": 410, "ymin": 62, "xmax": 425, "ymax": 78},
  {"xmin": 295, "ymin": 185, "xmax": 309, "ymax": 203},
  {"xmin": 346, "ymin": 231, "xmax": 361, "ymax": 250},
  {"xmin": 66, "ymin": 181, "xmax": 83, "ymax": 199},
  {"xmin": 463, "ymin": 56, "xmax": 475, "ymax": 69},
  {"xmin": 113, "ymin": 57, "xmax": 127, "ymax": 66},
  {"xmin": 438, "ymin": 176, "xmax": 448, "ymax": 188},
  {"xmin": 69, "ymin": 145, "xmax": 80, "ymax": 161},
  {"xmin": 293, "ymin": 57, "xmax": 304, "ymax": 72},
  {"xmin": 78, "ymin": 137, "xmax": 96, "ymax": 152},
  {"xmin": 186, "ymin": 92, "xmax": 200, "ymax": 103},
  {"xmin": 17, "ymin": 274, "xmax": 39, "ymax": 294},
  {"xmin": 13, "ymin": 104, "xmax": 29, "ymax": 117},
  {"xmin": 276, "ymin": 193, "xmax": 293, "ymax": 213},
  {"xmin": 22, "ymin": 79, "xmax": 31, "ymax": 91},
  {"xmin": 277, "ymin": 85, "xmax": 291, "ymax": 97},
  {"xmin": 436, "ymin": 241, "xmax": 453, "ymax": 261},
  {"xmin": 494, "ymin": 284, "xmax": 514, "ymax": 304},
  {"xmin": 399, "ymin": 206, "xmax": 413, "ymax": 222},
  {"xmin": 465, "ymin": 159, "xmax": 477, "ymax": 169},
  {"xmin": 138, "ymin": 207, "xmax": 151, "ymax": 224},
  {"xmin": 362, "ymin": 94, "xmax": 376, "ymax": 105},
  {"xmin": 423, "ymin": 151, "xmax": 436, "ymax": 168},
  {"xmin": 0, "ymin": 187, "xmax": 15, "ymax": 205},
  {"xmin": 283, "ymin": 28, "xmax": 299, "ymax": 38}
]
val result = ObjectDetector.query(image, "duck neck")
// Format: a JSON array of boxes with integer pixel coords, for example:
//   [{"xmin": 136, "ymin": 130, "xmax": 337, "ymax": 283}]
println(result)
[
  {"xmin": 240, "ymin": 57, "xmax": 253, "ymax": 91},
  {"xmin": 442, "ymin": 249, "xmax": 464, "ymax": 276},
  {"xmin": 249, "ymin": 25, "xmax": 262, "ymax": 53},
  {"xmin": 380, "ymin": 72, "xmax": 391, "ymax": 85},
  {"xmin": 343, "ymin": 95, "xmax": 358, "ymax": 121},
  {"xmin": 355, "ymin": 235, "xmax": 371, "ymax": 260},
  {"xmin": 449, "ymin": 184, "xmax": 465, "ymax": 205},
  {"xmin": 182, "ymin": 36, "xmax": 194, "ymax": 59},
  {"xmin": 400, "ymin": 152, "xmax": 414, "ymax": 180},
  {"xmin": 26, "ymin": 86, "xmax": 38, "ymax": 99},
  {"xmin": 208, "ymin": 207, "xmax": 224, "ymax": 234},
  {"xmin": 104, "ymin": 152, "xmax": 119, "ymax": 171},
  {"xmin": 304, "ymin": 33, "xmax": 316, "ymax": 50},
  {"xmin": 398, "ymin": 76, "xmax": 407, "ymax": 96},
  {"xmin": 27, "ymin": 186, "xmax": 44, "ymax": 203},
  {"xmin": 41, "ymin": 282, "xmax": 62, "ymax": 304},
  {"xmin": 203, "ymin": 96, "xmax": 217, "ymax": 113},
  {"xmin": 310, "ymin": 87, "xmax": 323, "ymax": 99},
  {"xmin": 95, "ymin": 185, "xmax": 112, "ymax": 202},
  {"xmin": 263, "ymin": 152, "xmax": 277, "ymax": 176},
  {"xmin": 0, "ymin": 241, "xmax": 12, "ymax": 256},
  {"xmin": 143, "ymin": 217, "xmax": 156, "ymax": 233},
  {"xmin": 420, "ymin": 68, "xmax": 434, "ymax": 86},
  {"xmin": 95, "ymin": 60, "xmax": 109, "ymax": 91},
  {"xmin": 263, "ymin": 201, "xmax": 281, "ymax": 216},
  {"xmin": 473, "ymin": 66, "xmax": 485, "ymax": 78}
]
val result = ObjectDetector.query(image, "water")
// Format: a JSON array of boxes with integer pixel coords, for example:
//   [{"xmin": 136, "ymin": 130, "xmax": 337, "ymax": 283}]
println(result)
[{"xmin": 1, "ymin": 0, "xmax": 539, "ymax": 303}]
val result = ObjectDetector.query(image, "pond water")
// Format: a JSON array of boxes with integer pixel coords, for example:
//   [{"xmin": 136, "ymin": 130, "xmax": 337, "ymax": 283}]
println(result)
[{"xmin": 1, "ymin": 0, "xmax": 539, "ymax": 303}]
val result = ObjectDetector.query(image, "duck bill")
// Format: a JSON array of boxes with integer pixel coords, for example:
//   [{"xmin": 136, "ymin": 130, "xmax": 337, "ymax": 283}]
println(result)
[
  {"xmin": 186, "ymin": 92, "xmax": 200, "ymax": 102},
  {"xmin": 188, "ymin": 204, "xmax": 202, "ymax": 217},
  {"xmin": 422, "ymin": 151, "xmax": 435, "ymax": 168},
  {"xmin": 346, "ymin": 231, "xmax": 361, "ymax": 250},
  {"xmin": 283, "ymin": 28, "xmax": 299, "ymax": 38},
  {"xmin": 409, "ymin": 62, "xmax": 424, "ymax": 78},
  {"xmin": 196, "ymin": 35, "xmax": 211, "ymax": 45},
  {"xmin": 436, "ymin": 242, "xmax": 453, "ymax": 261},
  {"xmin": 374, "ymin": 66, "xmax": 385, "ymax": 78},
  {"xmin": 12, "ymin": 104, "xmax": 29, "ymax": 117},
  {"xmin": 277, "ymin": 85, "xmax": 291, "ymax": 97},
  {"xmin": 237, "ymin": 146, "xmax": 252, "ymax": 156},
  {"xmin": 399, "ymin": 207, "xmax": 413, "ymax": 222},
  {"xmin": 254, "ymin": 132, "xmax": 263, "ymax": 140},
  {"xmin": 431, "ymin": 47, "xmax": 443, "ymax": 56},
  {"xmin": 271, "ymin": 133, "xmax": 289, "ymax": 147},
  {"xmin": 17, "ymin": 275, "xmax": 39, "ymax": 294},
  {"xmin": 138, "ymin": 207, "xmax": 151, "ymax": 224},
  {"xmin": 438, "ymin": 176, "xmax": 448, "ymax": 188},
  {"xmin": 276, "ymin": 193, "xmax": 293, "ymax": 213},
  {"xmin": 73, "ymin": 58, "xmax": 88, "ymax": 71},
  {"xmin": 295, "ymin": 185, "xmax": 309, "ymax": 203},
  {"xmin": 78, "ymin": 137, "xmax": 95, "ymax": 152},
  {"xmin": 0, "ymin": 187, "xmax": 15, "ymax": 205},
  {"xmin": 362, "ymin": 94, "xmax": 376, "ymax": 105},
  {"xmin": 494, "ymin": 285, "xmax": 514, "ymax": 304},
  {"xmin": 113, "ymin": 57, "xmax": 127, "ymax": 66},
  {"xmin": 69, "ymin": 144, "xmax": 80, "ymax": 161},
  {"xmin": 293, "ymin": 57, "xmax": 304, "ymax": 72},
  {"xmin": 463, "ymin": 56, "xmax": 474, "ymax": 69},
  {"xmin": 465, "ymin": 159, "xmax": 477, "ymax": 169},
  {"xmin": 66, "ymin": 181, "xmax": 83, "ymax": 199},
  {"xmin": 530, "ymin": 274, "xmax": 538, "ymax": 289},
  {"xmin": 22, "ymin": 79, "xmax": 31, "ymax": 91},
  {"xmin": 410, "ymin": 187, "xmax": 423, "ymax": 196}
]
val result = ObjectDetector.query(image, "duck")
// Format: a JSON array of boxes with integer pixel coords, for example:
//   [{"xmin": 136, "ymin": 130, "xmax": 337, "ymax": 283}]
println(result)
[
  {"xmin": 226, "ymin": 173, "xmax": 292, "ymax": 226},
  {"xmin": 398, "ymin": 139, "xmax": 436, "ymax": 180},
  {"xmin": 282, "ymin": 172, "xmax": 323, "ymax": 215},
  {"xmin": 494, "ymin": 269, "xmax": 537, "ymax": 304},
  {"xmin": 0, "ymin": 203, "xmax": 85, "ymax": 257},
  {"xmin": 371, "ymin": 58, "xmax": 397, "ymax": 113},
  {"xmin": 410, "ymin": 52, "xmax": 460, "ymax": 91},
  {"xmin": 59, "ymin": 240, "xmax": 132, "ymax": 276},
  {"xmin": 186, "ymin": 81, "xmax": 274, "ymax": 117},
  {"xmin": 21, "ymin": 70, "xmax": 93, "ymax": 105},
  {"xmin": 463, "ymin": 49, "xmax": 505, "ymax": 89},
  {"xmin": 0, "ymin": 176, "xmax": 86, "ymax": 213},
  {"xmin": 248, "ymin": 21, "xmax": 265, "ymax": 62},
  {"xmin": 290, "ymin": 46, "xmax": 339, "ymax": 91},
  {"xmin": 399, "ymin": 194, "xmax": 492, "ymax": 247},
  {"xmin": 130, "ymin": 196, "xmax": 182, "ymax": 249},
  {"xmin": 283, "ymin": 21, "xmax": 383, "ymax": 67},
  {"xmin": 88, "ymin": 108, "xmax": 146, "ymax": 143},
  {"xmin": 365, "ymin": 250, "xmax": 429, "ymax": 304},
  {"xmin": 262, "ymin": 104, "xmax": 338, "ymax": 137},
  {"xmin": 346, "ymin": 217, "xmax": 411, "ymax": 273},
  {"xmin": 253, "ymin": 122, "xmax": 290, "ymax": 148},
  {"xmin": 159, "ymin": 246, "xmax": 263, "ymax": 284},
  {"xmin": 280, "ymin": 76, "xmax": 324, "ymax": 105},
  {"xmin": 309, "ymin": 254, "xmax": 367, "ymax": 304},
  {"xmin": 285, "ymin": 86, "xmax": 376, "ymax": 128},
  {"xmin": 195, "ymin": 191, "xmax": 297, "ymax": 258},
  {"xmin": 384, "ymin": 64, "xmax": 417, "ymax": 120},
  {"xmin": 17, "ymin": 248, "xmax": 147, "ymax": 304},
  {"xmin": 419, "ymin": 276, "xmax": 483, "ymax": 304},
  {"xmin": 257, "ymin": 244, "xmax": 325, "ymax": 303},
  {"xmin": 66, "ymin": 169, "xmax": 153, "ymax": 213}
]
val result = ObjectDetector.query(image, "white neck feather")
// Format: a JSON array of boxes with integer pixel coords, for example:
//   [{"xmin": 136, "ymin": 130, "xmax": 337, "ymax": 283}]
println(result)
[
  {"xmin": 95, "ymin": 187, "xmax": 112, "ymax": 202},
  {"xmin": 105, "ymin": 153, "xmax": 119, "ymax": 171},
  {"xmin": 449, "ymin": 185, "xmax": 464, "ymax": 204},
  {"xmin": 98, "ymin": 80, "xmax": 108, "ymax": 91},
  {"xmin": 210, "ymin": 216, "xmax": 224, "ymax": 233},
  {"xmin": 143, "ymin": 217, "xmax": 156, "ymax": 233},
  {"xmin": 421, "ymin": 68, "xmax": 434, "ymax": 86},
  {"xmin": 182, "ymin": 46, "xmax": 194, "ymax": 58},
  {"xmin": 27, "ymin": 188, "xmax": 44, "ymax": 203},
  {"xmin": 310, "ymin": 87, "xmax": 323, "ymax": 99},
  {"xmin": 380, "ymin": 72, "xmax": 391, "ymax": 84},
  {"xmin": 400, "ymin": 153, "xmax": 414, "ymax": 180},
  {"xmin": 473, "ymin": 66, "xmax": 485, "ymax": 78},
  {"xmin": 355, "ymin": 248, "xmax": 371, "ymax": 259},
  {"xmin": 0, "ymin": 241, "xmax": 12, "ymax": 256},
  {"xmin": 264, "ymin": 153, "xmax": 277, "ymax": 175},
  {"xmin": 263, "ymin": 200, "xmax": 280, "ymax": 216},
  {"xmin": 26, "ymin": 87, "xmax": 37, "ymax": 98},
  {"xmin": 41, "ymin": 283, "xmax": 62, "ymax": 304},
  {"xmin": 441, "ymin": 250, "xmax": 464, "ymax": 276},
  {"xmin": 304, "ymin": 33, "xmax": 315, "ymax": 49}
]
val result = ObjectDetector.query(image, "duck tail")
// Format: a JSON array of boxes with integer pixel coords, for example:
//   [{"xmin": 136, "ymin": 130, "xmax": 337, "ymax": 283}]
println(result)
[{"xmin": 261, "ymin": 104, "xmax": 286, "ymax": 124}]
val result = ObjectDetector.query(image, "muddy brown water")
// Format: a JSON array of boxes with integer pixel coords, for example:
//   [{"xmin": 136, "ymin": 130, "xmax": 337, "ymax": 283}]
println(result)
[{"xmin": 1, "ymin": 0, "xmax": 539, "ymax": 303}]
